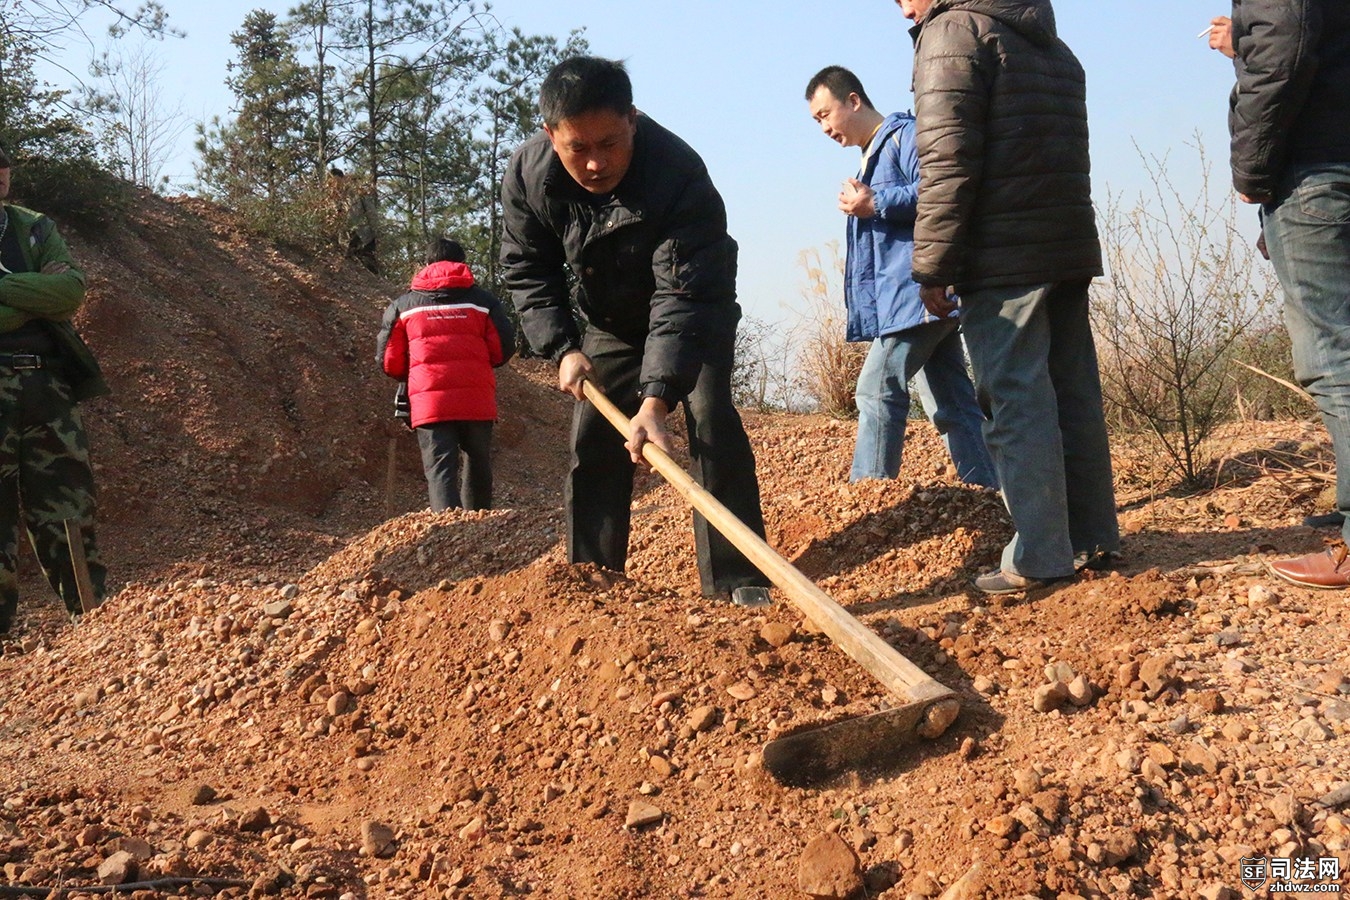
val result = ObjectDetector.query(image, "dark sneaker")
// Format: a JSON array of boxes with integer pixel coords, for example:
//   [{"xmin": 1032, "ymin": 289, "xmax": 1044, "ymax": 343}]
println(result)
[
  {"xmin": 1074, "ymin": 550, "xmax": 1125, "ymax": 572},
  {"xmin": 1267, "ymin": 546, "xmax": 1350, "ymax": 589},
  {"xmin": 972, "ymin": 570, "xmax": 1072, "ymax": 595},
  {"xmin": 730, "ymin": 586, "xmax": 772, "ymax": 608},
  {"xmin": 1303, "ymin": 511, "xmax": 1345, "ymax": 529}
]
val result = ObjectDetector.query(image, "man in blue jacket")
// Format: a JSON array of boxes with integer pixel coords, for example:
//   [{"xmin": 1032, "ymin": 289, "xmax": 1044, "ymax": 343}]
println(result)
[
  {"xmin": 1209, "ymin": 1, "xmax": 1350, "ymax": 587},
  {"xmin": 806, "ymin": 66, "xmax": 995, "ymax": 487}
]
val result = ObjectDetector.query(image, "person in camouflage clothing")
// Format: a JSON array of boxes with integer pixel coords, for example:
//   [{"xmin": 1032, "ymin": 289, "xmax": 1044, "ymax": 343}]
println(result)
[{"xmin": 0, "ymin": 145, "xmax": 109, "ymax": 633}]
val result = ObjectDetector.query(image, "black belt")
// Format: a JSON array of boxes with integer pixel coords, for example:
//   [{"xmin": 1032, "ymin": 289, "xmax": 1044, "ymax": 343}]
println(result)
[{"xmin": 0, "ymin": 353, "xmax": 46, "ymax": 370}]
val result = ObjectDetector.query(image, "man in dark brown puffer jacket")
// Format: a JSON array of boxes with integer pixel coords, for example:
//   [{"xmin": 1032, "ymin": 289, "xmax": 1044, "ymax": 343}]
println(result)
[{"xmin": 897, "ymin": 0, "xmax": 1121, "ymax": 594}]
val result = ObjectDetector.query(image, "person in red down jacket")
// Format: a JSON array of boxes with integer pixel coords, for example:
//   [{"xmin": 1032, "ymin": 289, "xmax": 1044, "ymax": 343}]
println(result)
[{"xmin": 377, "ymin": 238, "xmax": 516, "ymax": 512}]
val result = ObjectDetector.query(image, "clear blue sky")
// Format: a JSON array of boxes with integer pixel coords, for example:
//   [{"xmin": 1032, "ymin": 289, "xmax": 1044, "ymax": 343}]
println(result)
[{"xmin": 84, "ymin": 2, "xmax": 1240, "ymax": 326}]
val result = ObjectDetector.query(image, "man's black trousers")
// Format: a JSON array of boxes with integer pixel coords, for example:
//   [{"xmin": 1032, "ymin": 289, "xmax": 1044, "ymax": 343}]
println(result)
[{"xmin": 567, "ymin": 327, "xmax": 770, "ymax": 596}]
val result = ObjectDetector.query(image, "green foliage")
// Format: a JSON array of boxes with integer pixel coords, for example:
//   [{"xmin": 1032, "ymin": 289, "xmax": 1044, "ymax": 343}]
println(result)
[
  {"xmin": 192, "ymin": 2, "xmax": 589, "ymax": 282},
  {"xmin": 466, "ymin": 26, "xmax": 590, "ymax": 296},
  {"xmin": 9, "ymin": 154, "xmax": 129, "ymax": 235},
  {"xmin": 195, "ymin": 11, "xmax": 315, "ymax": 209},
  {"xmin": 1, "ymin": 30, "xmax": 130, "ymax": 233}
]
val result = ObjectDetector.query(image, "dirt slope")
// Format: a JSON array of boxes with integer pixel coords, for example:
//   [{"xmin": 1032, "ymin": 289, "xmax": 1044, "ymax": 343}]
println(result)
[
  {"xmin": 1, "ymin": 192, "xmax": 1348, "ymax": 900},
  {"xmin": 42, "ymin": 190, "xmax": 571, "ymax": 588}
]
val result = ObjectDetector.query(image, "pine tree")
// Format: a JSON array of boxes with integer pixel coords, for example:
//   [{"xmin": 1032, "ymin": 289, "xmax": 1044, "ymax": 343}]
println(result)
[{"xmin": 195, "ymin": 11, "xmax": 321, "ymax": 243}]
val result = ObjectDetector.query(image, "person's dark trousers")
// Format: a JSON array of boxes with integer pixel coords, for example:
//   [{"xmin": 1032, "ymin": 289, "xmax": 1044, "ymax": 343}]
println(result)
[
  {"xmin": 567, "ymin": 327, "xmax": 770, "ymax": 596},
  {"xmin": 416, "ymin": 420, "xmax": 494, "ymax": 512}
]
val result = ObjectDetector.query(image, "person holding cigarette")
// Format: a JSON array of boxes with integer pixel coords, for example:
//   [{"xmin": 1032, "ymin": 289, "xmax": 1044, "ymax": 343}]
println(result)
[
  {"xmin": 1201, "ymin": 18, "xmax": 1233, "ymax": 58},
  {"xmin": 804, "ymin": 66, "xmax": 995, "ymax": 487},
  {"xmin": 1207, "ymin": 1, "xmax": 1350, "ymax": 588}
]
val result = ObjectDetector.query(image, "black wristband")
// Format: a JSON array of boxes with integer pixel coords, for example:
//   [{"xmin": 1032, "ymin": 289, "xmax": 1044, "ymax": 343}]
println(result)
[{"xmin": 639, "ymin": 381, "xmax": 675, "ymax": 405}]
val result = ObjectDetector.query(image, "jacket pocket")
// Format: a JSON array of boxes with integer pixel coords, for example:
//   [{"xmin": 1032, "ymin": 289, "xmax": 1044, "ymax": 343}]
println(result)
[{"xmin": 1296, "ymin": 180, "xmax": 1350, "ymax": 224}]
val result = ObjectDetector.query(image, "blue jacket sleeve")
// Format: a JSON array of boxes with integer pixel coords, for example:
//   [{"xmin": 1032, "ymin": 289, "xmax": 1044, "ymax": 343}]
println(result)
[{"xmin": 870, "ymin": 125, "xmax": 920, "ymax": 225}]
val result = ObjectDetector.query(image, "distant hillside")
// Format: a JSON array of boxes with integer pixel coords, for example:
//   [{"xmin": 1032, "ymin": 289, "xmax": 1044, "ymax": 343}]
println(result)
[{"xmin": 62, "ymin": 190, "xmax": 571, "ymax": 586}]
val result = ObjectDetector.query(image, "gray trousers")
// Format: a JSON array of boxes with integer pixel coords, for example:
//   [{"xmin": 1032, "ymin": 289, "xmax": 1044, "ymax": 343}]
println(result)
[
  {"xmin": 960, "ymin": 280, "xmax": 1120, "ymax": 578},
  {"xmin": 567, "ymin": 327, "xmax": 769, "ymax": 596},
  {"xmin": 416, "ymin": 420, "xmax": 493, "ymax": 512}
]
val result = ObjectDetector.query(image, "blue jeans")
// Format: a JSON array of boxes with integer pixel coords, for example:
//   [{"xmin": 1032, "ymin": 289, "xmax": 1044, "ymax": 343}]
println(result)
[
  {"xmin": 1262, "ymin": 163, "xmax": 1350, "ymax": 546},
  {"xmin": 851, "ymin": 319, "xmax": 997, "ymax": 486},
  {"xmin": 960, "ymin": 280, "xmax": 1120, "ymax": 579}
]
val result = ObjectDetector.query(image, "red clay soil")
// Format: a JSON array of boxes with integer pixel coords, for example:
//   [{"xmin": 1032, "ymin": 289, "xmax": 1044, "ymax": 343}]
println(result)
[{"xmin": 1, "ymin": 190, "xmax": 1348, "ymax": 900}]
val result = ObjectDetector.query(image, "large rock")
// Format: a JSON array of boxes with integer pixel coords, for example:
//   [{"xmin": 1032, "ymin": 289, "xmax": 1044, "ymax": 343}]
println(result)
[
  {"xmin": 1139, "ymin": 653, "xmax": 1177, "ymax": 696},
  {"xmin": 361, "ymin": 820, "xmax": 396, "ymax": 857},
  {"xmin": 97, "ymin": 850, "xmax": 138, "ymax": 885},
  {"xmin": 624, "ymin": 800, "xmax": 664, "ymax": 830},
  {"xmin": 797, "ymin": 832, "xmax": 863, "ymax": 899}
]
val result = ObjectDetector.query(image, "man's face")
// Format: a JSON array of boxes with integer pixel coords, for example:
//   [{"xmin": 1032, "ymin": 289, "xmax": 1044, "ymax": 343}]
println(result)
[
  {"xmin": 0, "ymin": 167, "xmax": 9, "ymax": 201},
  {"xmin": 544, "ymin": 106, "xmax": 638, "ymax": 195},
  {"xmin": 809, "ymin": 86, "xmax": 866, "ymax": 148},
  {"xmin": 897, "ymin": 0, "xmax": 935, "ymax": 23}
]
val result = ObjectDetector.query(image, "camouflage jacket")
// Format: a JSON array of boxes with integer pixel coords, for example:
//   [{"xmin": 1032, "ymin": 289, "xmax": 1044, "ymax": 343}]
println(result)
[{"xmin": 0, "ymin": 204, "xmax": 110, "ymax": 400}]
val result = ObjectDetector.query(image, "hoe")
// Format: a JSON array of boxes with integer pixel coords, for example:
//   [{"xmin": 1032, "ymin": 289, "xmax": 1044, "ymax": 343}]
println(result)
[{"xmin": 583, "ymin": 381, "xmax": 960, "ymax": 786}]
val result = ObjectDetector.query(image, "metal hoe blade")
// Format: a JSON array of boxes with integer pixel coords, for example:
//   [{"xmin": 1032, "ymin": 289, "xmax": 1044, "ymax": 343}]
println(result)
[{"xmin": 763, "ymin": 694, "xmax": 960, "ymax": 787}]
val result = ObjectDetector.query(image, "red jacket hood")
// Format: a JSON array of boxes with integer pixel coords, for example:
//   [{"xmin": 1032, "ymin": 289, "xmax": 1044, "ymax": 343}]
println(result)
[{"xmin": 411, "ymin": 260, "xmax": 475, "ymax": 292}]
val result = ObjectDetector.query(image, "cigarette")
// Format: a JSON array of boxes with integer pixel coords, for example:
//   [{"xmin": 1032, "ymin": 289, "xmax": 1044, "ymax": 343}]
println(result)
[{"xmin": 1197, "ymin": 26, "xmax": 1211, "ymax": 38}]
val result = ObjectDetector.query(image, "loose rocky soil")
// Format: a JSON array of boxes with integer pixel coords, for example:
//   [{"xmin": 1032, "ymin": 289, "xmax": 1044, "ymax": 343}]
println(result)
[{"xmin": 1, "ymin": 191, "xmax": 1347, "ymax": 899}]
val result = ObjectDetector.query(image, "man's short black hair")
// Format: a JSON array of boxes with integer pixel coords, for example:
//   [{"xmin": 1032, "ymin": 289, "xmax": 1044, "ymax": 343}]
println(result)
[
  {"xmin": 804, "ymin": 65, "xmax": 875, "ymax": 110},
  {"xmin": 539, "ymin": 56, "xmax": 633, "ymax": 128},
  {"xmin": 0, "ymin": 145, "xmax": 12, "ymax": 169},
  {"xmin": 425, "ymin": 237, "xmax": 466, "ymax": 265}
]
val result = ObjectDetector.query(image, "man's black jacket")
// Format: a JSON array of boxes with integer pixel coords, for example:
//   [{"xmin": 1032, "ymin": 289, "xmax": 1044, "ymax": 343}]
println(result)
[
  {"xmin": 1230, "ymin": 0, "xmax": 1350, "ymax": 197},
  {"xmin": 499, "ymin": 114, "xmax": 740, "ymax": 403}
]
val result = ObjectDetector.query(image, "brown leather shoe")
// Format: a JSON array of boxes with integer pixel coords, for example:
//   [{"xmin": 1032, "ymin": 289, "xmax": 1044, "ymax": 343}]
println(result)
[{"xmin": 1267, "ymin": 546, "xmax": 1350, "ymax": 589}]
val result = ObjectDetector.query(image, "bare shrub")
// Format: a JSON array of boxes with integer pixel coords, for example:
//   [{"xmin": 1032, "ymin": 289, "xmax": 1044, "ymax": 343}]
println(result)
[
  {"xmin": 795, "ymin": 244, "xmax": 866, "ymax": 418},
  {"xmin": 1092, "ymin": 142, "xmax": 1281, "ymax": 486},
  {"xmin": 733, "ymin": 315, "xmax": 802, "ymax": 412}
]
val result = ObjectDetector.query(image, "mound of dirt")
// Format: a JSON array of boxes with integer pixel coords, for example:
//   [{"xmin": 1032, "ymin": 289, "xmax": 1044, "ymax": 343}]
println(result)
[
  {"xmin": 41, "ymin": 190, "xmax": 572, "ymax": 596},
  {"xmin": 1, "ymin": 191, "xmax": 1349, "ymax": 900}
]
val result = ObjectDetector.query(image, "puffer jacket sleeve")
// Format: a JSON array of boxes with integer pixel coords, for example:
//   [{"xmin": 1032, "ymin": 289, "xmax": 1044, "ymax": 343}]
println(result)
[
  {"xmin": 499, "ymin": 148, "xmax": 581, "ymax": 362},
  {"xmin": 1230, "ymin": 0, "xmax": 1323, "ymax": 198},
  {"xmin": 377, "ymin": 298, "xmax": 409, "ymax": 380},
  {"xmin": 910, "ymin": 16, "xmax": 992, "ymax": 287},
  {"xmin": 641, "ymin": 165, "xmax": 738, "ymax": 401},
  {"xmin": 478, "ymin": 287, "xmax": 517, "ymax": 368},
  {"xmin": 870, "ymin": 124, "xmax": 920, "ymax": 226}
]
